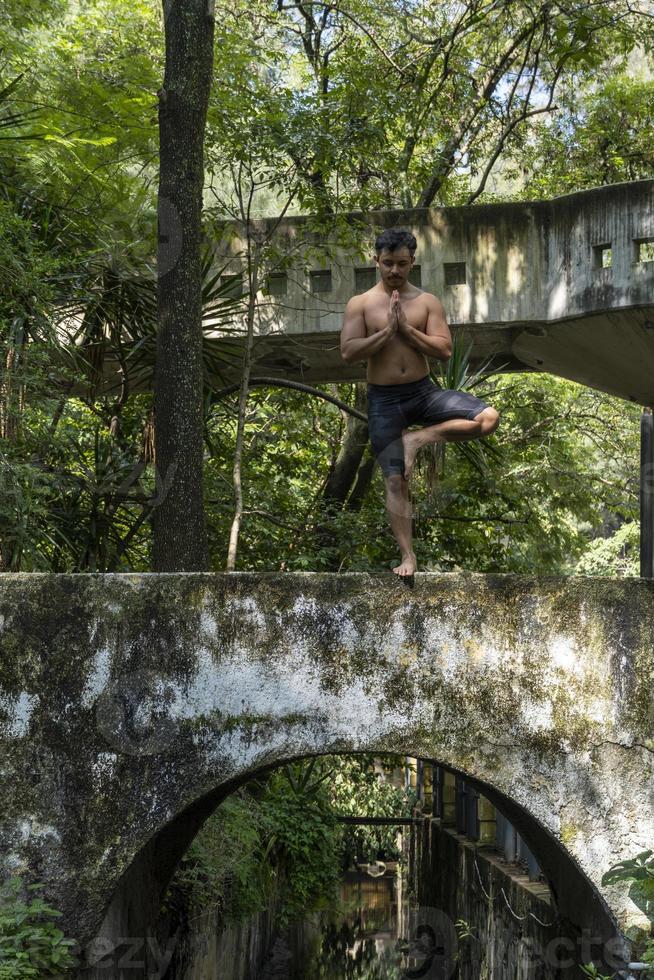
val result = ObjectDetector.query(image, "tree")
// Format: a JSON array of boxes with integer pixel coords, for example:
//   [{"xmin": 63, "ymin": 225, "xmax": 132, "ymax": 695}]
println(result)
[
  {"xmin": 500, "ymin": 70, "xmax": 654, "ymax": 198},
  {"xmin": 266, "ymin": 0, "xmax": 653, "ymax": 209},
  {"xmin": 201, "ymin": 8, "xmax": 372, "ymax": 566},
  {"xmin": 153, "ymin": 0, "xmax": 215, "ymax": 571},
  {"xmin": 198, "ymin": 370, "xmax": 641, "ymax": 575},
  {"xmin": 239, "ymin": 0, "xmax": 653, "ymax": 520},
  {"xmin": 0, "ymin": 0, "xmax": 650, "ymax": 578}
]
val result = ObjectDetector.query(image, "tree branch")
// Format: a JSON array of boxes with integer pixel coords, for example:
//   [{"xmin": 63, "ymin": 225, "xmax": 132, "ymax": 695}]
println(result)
[
  {"xmin": 213, "ymin": 376, "xmax": 368, "ymax": 421},
  {"xmin": 416, "ymin": 11, "xmax": 549, "ymax": 207},
  {"xmin": 278, "ymin": 1, "xmax": 406, "ymax": 76}
]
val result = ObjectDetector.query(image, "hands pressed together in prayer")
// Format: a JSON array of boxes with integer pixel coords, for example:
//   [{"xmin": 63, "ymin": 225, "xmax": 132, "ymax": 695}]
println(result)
[{"xmin": 388, "ymin": 289, "xmax": 411, "ymax": 337}]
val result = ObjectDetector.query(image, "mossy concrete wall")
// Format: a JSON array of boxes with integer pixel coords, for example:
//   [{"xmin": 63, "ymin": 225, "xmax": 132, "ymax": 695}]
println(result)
[
  {"xmin": 0, "ymin": 572, "xmax": 652, "ymax": 966},
  {"xmin": 411, "ymin": 819, "xmax": 579, "ymax": 978}
]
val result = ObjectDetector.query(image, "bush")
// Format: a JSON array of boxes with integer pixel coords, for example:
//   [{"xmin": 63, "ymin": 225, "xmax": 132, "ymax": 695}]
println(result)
[{"xmin": 0, "ymin": 877, "xmax": 77, "ymax": 979}]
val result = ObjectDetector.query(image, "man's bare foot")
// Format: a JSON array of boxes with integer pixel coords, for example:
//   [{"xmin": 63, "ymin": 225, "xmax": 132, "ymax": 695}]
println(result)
[
  {"xmin": 401, "ymin": 428, "xmax": 443, "ymax": 481},
  {"xmin": 401, "ymin": 429, "xmax": 423, "ymax": 481},
  {"xmin": 393, "ymin": 552, "xmax": 417, "ymax": 577}
]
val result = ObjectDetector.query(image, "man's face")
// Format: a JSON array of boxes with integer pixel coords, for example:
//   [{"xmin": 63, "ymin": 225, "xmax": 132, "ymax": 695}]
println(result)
[{"xmin": 375, "ymin": 246, "xmax": 415, "ymax": 289}]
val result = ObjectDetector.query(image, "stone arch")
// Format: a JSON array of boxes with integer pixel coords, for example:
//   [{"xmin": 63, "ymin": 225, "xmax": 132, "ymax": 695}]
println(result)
[
  {"xmin": 0, "ymin": 572, "xmax": 652, "ymax": 970},
  {"xmin": 78, "ymin": 748, "xmax": 628, "ymax": 979}
]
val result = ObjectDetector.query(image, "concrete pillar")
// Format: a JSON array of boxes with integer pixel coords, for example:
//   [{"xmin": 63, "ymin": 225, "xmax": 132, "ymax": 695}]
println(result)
[
  {"xmin": 423, "ymin": 763, "xmax": 433, "ymax": 814},
  {"xmin": 416, "ymin": 758, "xmax": 425, "ymax": 807},
  {"xmin": 478, "ymin": 795, "xmax": 497, "ymax": 845},
  {"xmin": 407, "ymin": 756, "xmax": 417, "ymax": 792},
  {"xmin": 442, "ymin": 770, "xmax": 457, "ymax": 826},
  {"xmin": 496, "ymin": 812, "xmax": 518, "ymax": 863},
  {"xmin": 641, "ymin": 407, "xmax": 654, "ymax": 578}
]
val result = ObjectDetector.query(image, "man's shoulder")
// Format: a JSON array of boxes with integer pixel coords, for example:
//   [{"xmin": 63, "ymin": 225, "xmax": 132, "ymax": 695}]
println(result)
[
  {"xmin": 344, "ymin": 292, "xmax": 366, "ymax": 310},
  {"xmin": 346, "ymin": 285, "xmax": 383, "ymax": 309},
  {"xmin": 418, "ymin": 289, "xmax": 446, "ymax": 310}
]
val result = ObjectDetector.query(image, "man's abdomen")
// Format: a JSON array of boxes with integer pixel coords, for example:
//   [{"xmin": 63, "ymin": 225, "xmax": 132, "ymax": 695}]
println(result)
[{"xmin": 366, "ymin": 337, "xmax": 430, "ymax": 385}]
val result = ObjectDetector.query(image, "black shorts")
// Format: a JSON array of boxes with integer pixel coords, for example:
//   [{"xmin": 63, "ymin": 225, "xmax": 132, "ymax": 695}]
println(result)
[{"xmin": 367, "ymin": 375, "xmax": 489, "ymax": 476}]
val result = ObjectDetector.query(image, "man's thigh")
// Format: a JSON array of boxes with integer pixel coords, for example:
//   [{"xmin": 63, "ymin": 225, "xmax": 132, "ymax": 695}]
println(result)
[
  {"xmin": 414, "ymin": 383, "xmax": 490, "ymax": 426},
  {"xmin": 367, "ymin": 388, "xmax": 409, "ymax": 476}
]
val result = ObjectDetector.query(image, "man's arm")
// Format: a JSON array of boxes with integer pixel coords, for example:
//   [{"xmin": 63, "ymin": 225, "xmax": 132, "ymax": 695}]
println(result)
[
  {"xmin": 340, "ymin": 295, "xmax": 396, "ymax": 363},
  {"xmin": 396, "ymin": 294, "xmax": 452, "ymax": 361}
]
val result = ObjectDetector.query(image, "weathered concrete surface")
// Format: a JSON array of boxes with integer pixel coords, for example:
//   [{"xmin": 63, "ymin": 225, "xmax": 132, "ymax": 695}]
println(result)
[
  {"xmin": 411, "ymin": 820, "xmax": 576, "ymax": 979},
  {"xmin": 206, "ymin": 180, "xmax": 654, "ymax": 402},
  {"xmin": 0, "ymin": 573, "xmax": 652, "ymax": 961}
]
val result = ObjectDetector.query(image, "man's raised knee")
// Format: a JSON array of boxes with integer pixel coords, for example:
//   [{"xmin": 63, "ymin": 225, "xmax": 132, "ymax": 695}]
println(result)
[{"xmin": 479, "ymin": 407, "xmax": 500, "ymax": 435}]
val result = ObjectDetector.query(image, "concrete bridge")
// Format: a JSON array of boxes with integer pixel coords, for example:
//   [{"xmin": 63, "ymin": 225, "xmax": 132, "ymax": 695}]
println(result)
[
  {"xmin": 0, "ymin": 572, "xmax": 652, "ymax": 969},
  {"xmin": 211, "ymin": 179, "xmax": 654, "ymax": 404}
]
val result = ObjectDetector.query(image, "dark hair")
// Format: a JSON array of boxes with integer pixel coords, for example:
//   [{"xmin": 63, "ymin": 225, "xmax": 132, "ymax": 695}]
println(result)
[{"xmin": 374, "ymin": 228, "xmax": 417, "ymax": 256}]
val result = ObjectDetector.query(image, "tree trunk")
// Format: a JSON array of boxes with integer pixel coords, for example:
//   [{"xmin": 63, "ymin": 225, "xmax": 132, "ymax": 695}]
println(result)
[
  {"xmin": 153, "ymin": 0, "xmax": 214, "ymax": 572},
  {"xmin": 0, "ymin": 346, "xmax": 16, "ymax": 441},
  {"xmin": 346, "ymin": 451, "xmax": 376, "ymax": 512},
  {"xmin": 314, "ymin": 383, "xmax": 370, "ymax": 564},
  {"xmin": 226, "ymin": 241, "xmax": 261, "ymax": 571},
  {"xmin": 321, "ymin": 383, "xmax": 369, "ymax": 507}
]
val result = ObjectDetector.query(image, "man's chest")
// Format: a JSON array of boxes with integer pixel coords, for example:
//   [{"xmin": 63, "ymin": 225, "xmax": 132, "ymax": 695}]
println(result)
[{"xmin": 363, "ymin": 298, "xmax": 428, "ymax": 334}]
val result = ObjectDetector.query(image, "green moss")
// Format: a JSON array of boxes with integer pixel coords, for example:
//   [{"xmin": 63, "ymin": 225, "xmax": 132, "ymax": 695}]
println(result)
[
  {"xmin": 560, "ymin": 822, "xmax": 579, "ymax": 846},
  {"xmin": 1, "ymin": 571, "xmax": 653, "ymax": 947}
]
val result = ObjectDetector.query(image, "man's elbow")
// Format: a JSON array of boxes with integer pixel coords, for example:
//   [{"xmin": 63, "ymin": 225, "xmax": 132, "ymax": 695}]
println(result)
[
  {"xmin": 430, "ymin": 341, "xmax": 452, "ymax": 360},
  {"xmin": 341, "ymin": 342, "xmax": 365, "ymax": 364}
]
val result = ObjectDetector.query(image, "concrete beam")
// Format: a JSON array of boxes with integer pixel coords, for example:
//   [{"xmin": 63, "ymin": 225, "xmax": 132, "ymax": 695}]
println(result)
[{"xmin": 201, "ymin": 180, "xmax": 654, "ymax": 403}]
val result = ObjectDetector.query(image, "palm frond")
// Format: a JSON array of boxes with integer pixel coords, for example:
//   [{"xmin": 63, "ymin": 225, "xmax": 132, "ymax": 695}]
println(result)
[
  {"xmin": 423, "ymin": 333, "xmax": 506, "ymax": 484},
  {"xmin": 56, "ymin": 242, "xmax": 249, "ymax": 397},
  {"xmin": 0, "ymin": 71, "xmax": 44, "ymax": 137}
]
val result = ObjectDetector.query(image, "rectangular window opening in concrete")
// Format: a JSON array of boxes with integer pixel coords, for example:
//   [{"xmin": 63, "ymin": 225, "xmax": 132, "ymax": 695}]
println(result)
[
  {"xmin": 635, "ymin": 237, "xmax": 654, "ymax": 263},
  {"xmin": 409, "ymin": 264, "xmax": 422, "ymax": 287},
  {"xmin": 267, "ymin": 273, "xmax": 288, "ymax": 297},
  {"xmin": 355, "ymin": 267, "xmax": 377, "ymax": 293},
  {"xmin": 444, "ymin": 262, "xmax": 466, "ymax": 286},
  {"xmin": 310, "ymin": 269, "xmax": 332, "ymax": 293},
  {"xmin": 592, "ymin": 243, "xmax": 612, "ymax": 270},
  {"xmin": 220, "ymin": 273, "xmax": 244, "ymax": 298}
]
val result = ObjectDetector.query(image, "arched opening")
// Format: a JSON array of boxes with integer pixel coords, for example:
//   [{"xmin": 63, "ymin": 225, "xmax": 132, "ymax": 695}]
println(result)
[{"xmin": 76, "ymin": 751, "xmax": 629, "ymax": 980}]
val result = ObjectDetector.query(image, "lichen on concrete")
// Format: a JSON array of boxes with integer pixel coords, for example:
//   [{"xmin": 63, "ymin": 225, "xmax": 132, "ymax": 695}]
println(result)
[{"xmin": 0, "ymin": 571, "xmax": 652, "ymax": 953}]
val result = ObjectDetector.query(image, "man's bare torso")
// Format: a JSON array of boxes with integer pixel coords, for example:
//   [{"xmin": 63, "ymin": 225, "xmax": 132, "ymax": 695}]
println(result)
[{"xmin": 362, "ymin": 283, "xmax": 432, "ymax": 385}]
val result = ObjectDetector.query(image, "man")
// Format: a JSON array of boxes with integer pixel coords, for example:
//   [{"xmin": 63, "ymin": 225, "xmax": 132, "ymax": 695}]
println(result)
[{"xmin": 340, "ymin": 228, "xmax": 500, "ymax": 577}]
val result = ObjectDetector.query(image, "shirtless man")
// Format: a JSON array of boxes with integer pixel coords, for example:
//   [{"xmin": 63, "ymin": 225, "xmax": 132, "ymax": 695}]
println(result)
[{"xmin": 340, "ymin": 228, "xmax": 500, "ymax": 577}]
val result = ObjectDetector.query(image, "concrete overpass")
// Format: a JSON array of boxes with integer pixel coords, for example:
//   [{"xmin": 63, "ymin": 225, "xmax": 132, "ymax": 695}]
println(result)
[
  {"xmin": 0, "ymin": 572, "xmax": 652, "ymax": 972},
  {"xmin": 211, "ymin": 180, "xmax": 654, "ymax": 403}
]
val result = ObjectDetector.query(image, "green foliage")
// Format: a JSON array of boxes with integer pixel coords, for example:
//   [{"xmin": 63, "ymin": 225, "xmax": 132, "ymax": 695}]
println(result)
[
  {"xmin": 455, "ymin": 917, "xmax": 477, "ymax": 943},
  {"xmin": 425, "ymin": 335, "xmax": 505, "ymax": 486},
  {"xmin": 579, "ymin": 964, "xmax": 614, "ymax": 980},
  {"xmin": 172, "ymin": 756, "xmax": 415, "ymax": 929},
  {"xmin": 0, "ymin": 0, "xmax": 649, "ymax": 576},
  {"xmin": 504, "ymin": 72, "xmax": 654, "ymax": 199},
  {"xmin": 601, "ymin": 852, "xmax": 654, "ymax": 976},
  {"xmin": 258, "ymin": 762, "xmax": 343, "ymax": 924},
  {"xmin": 0, "ymin": 878, "xmax": 77, "ymax": 979},
  {"xmin": 174, "ymin": 791, "xmax": 272, "ymax": 923},
  {"xmin": 0, "ymin": 200, "xmax": 58, "ymax": 326},
  {"xmin": 202, "ymin": 370, "xmax": 640, "ymax": 576},
  {"xmin": 409, "ymin": 373, "xmax": 640, "ymax": 575},
  {"xmin": 173, "ymin": 761, "xmax": 343, "ymax": 927},
  {"xmin": 574, "ymin": 522, "xmax": 640, "ymax": 578},
  {"xmin": 328, "ymin": 756, "xmax": 415, "ymax": 864},
  {"xmin": 602, "ymin": 851, "xmax": 654, "ymax": 925}
]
